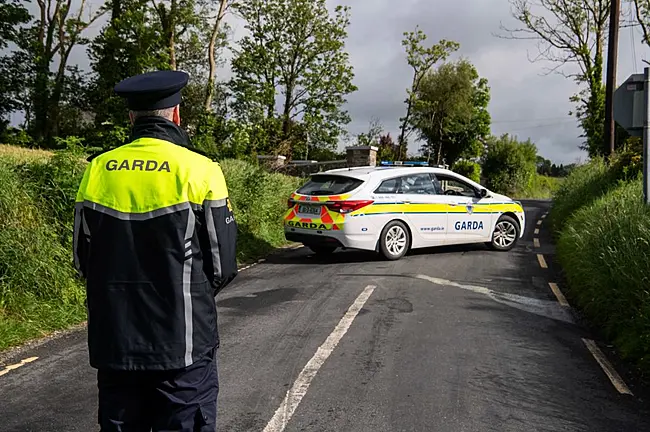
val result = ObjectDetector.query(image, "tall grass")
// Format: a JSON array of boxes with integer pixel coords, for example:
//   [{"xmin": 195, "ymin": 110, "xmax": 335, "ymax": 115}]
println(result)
[
  {"xmin": 556, "ymin": 178, "xmax": 650, "ymax": 374},
  {"xmin": 0, "ymin": 159, "xmax": 86, "ymax": 351},
  {"xmin": 514, "ymin": 174, "xmax": 563, "ymax": 199},
  {"xmin": 0, "ymin": 146, "xmax": 303, "ymax": 352},
  {"xmin": 549, "ymin": 157, "xmax": 616, "ymax": 233},
  {"xmin": 220, "ymin": 159, "xmax": 304, "ymax": 263}
]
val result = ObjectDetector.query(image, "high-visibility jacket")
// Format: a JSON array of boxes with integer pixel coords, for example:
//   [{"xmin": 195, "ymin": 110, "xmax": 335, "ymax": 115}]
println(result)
[{"xmin": 73, "ymin": 117, "xmax": 238, "ymax": 371}]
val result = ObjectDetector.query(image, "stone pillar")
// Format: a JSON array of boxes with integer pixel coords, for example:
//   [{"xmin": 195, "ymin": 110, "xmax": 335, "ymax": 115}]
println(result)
[{"xmin": 346, "ymin": 145, "xmax": 378, "ymax": 167}]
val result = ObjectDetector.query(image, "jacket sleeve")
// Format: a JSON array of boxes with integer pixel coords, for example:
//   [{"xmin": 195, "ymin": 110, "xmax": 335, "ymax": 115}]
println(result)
[
  {"xmin": 200, "ymin": 162, "xmax": 238, "ymax": 295},
  {"xmin": 73, "ymin": 165, "xmax": 91, "ymax": 279}
]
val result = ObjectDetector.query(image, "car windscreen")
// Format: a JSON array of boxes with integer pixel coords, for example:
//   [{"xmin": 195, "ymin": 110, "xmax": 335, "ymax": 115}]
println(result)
[{"xmin": 297, "ymin": 175, "xmax": 363, "ymax": 196}]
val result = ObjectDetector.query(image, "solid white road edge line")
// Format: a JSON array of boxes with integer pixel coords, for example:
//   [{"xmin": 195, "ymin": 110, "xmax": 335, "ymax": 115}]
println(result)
[
  {"xmin": 582, "ymin": 338, "xmax": 633, "ymax": 396},
  {"xmin": 262, "ymin": 285, "xmax": 376, "ymax": 432}
]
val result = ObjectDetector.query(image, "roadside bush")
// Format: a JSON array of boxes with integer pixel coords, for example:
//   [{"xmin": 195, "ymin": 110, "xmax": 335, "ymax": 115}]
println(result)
[
  {"xmin": 0, "ymin": 145, "xmax": 303, "ymax": 352},
  {"xmin": 482, "ymin": 134, "xmax": 537, "ymax": 195},
  {"xmin": 452, "ymin": 160, "xmax": 481, "ymax": 183},
  {"xmin": 516, "ymin": 174, "xmax": 562, "ymax": 199},
  {"xmin": 0, "ymin": 159, "xmax": 85, "ymax": 351},
  {"xmin": 221, "ymin": 159, "xmax": 303, "ymax": 262},
  {"xmin": 557, "ymin": 178, "xmax": 650, "ymax": 374},
  {"xmin": 549, "ymin": 157, "xmax": 617, "ymax": 233}
]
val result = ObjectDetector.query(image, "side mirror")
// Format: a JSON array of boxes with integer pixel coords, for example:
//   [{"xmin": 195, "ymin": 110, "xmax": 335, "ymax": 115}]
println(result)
[{"xmin": 478, "ymin": 188, "xmax": 488, "ymax": 198}]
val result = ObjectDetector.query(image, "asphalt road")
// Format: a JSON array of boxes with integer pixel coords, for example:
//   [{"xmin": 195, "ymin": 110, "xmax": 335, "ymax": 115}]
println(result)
[{"xmin": 1, "ymin": 200, "xmax": 649, "ymax": 432}]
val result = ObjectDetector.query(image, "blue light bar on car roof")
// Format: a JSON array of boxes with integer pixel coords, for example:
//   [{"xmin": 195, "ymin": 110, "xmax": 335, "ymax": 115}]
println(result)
[{"xmin": 380, "ymin": 160, "xmax": 429, "ymax": 166}]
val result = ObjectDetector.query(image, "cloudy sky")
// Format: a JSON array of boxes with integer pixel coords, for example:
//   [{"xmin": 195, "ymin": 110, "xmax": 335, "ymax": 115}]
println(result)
[{"xmin": 17, "ymin": 0, "xmax": 650, "ymax": 165}]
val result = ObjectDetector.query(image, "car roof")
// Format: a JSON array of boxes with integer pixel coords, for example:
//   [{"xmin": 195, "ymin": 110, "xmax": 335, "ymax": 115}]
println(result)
[{"xmin": 315, "ymin": 165, "xmax": 458, "ymax": 181}]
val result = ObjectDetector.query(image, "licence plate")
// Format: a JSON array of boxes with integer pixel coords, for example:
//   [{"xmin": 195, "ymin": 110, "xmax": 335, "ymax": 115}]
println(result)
[{"xmin": 298, "ymin": 204, "xmax": 321, "ymax": 216}]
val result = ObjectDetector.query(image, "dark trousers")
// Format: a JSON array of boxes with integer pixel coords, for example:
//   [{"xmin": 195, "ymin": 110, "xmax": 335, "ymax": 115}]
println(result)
[{"xmin": 97, "ymin": 355, "xmax": 218, "ymax": 432}]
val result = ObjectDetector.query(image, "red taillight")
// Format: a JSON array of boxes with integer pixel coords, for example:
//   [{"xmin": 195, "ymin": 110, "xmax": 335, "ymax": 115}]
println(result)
[{"xmin": 326, "ymin": 200, "xmax": 374, "ymax": 214}]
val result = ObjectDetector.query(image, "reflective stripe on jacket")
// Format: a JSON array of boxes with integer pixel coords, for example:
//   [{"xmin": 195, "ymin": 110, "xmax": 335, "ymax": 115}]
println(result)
[{"xmin": 73, "ymin": 117, "xmax": 238, "ymax": 371}]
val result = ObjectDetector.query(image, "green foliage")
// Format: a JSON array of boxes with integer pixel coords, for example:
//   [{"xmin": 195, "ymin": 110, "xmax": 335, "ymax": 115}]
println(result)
[
  {"xmin": 88, "ymin": 0, "xmax": 170, "ymax": 130},
  {"xmin": 502, "ymin": 0, "xmax": 609, "ymax": 157},
  {"xmin": 557, "ymin": 178, "xmax": 650, "ymax": 375},
  {"xmin": 221, "ymin": 159, "xmax": 303, "ymax": 262},
  {"xmin": 482, "ymin": 133, "xmax": 537, "ymax": 195},
  {"xmin": 452, "ymin": 160, "xmax": 481, "ymax": 183},
  {"xmin": 549, "ymin": 157, "xmax": 616, "ymax": 232},
  {"xmin": 609, "ymin": 137, "xmax": 643, "ymax": 182},
  {"xmin": 398, "ymin": 26, "xmax": 459, "ymax": 158},
  {"xmin": 0, "ymin": 153, "xmax": 86, "ymax": 351},
  {"xmin": 411, "ymin": 58, "xmax": 491, "ymax": 166},
  {"xmin": 517, "ymin": 174, "xmax": 563, "ymax": 199},
  {"xmin": 230, "ymin": 0, "xmax": 357, "ymax": 158},
  {"xmin": 0, "ymin": 145, "xmax": 303, "ymax": 349}
]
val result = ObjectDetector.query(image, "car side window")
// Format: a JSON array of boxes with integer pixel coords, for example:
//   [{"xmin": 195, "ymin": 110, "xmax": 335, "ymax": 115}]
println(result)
[
  {"xmin": 436, "ymin": 174, "xmax": 477, "ymax": 197},
  {"xmin": 374, "ymin": 177, "xmax": 400, "ymax": 194}
]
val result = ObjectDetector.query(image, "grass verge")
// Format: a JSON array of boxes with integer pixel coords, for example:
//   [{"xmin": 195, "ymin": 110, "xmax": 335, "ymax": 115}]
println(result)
[
  {"xmin": 0, "ymin": 145, "xmax": 302, "ymax": 352},
  {"xmin": 552, "ymin": 159, "xmax": 650, "ymax": 378}
]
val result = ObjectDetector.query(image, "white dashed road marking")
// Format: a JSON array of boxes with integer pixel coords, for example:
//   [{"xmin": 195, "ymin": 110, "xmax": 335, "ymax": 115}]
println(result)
[
  {"xmin": 263, "ymin": 285, "xmax": 376, "ymax": 432},
  {"xmin": 548, "ymin": 282, "xmax": 569, "ymax": 307},
  {"xmin": 0, "ymin": 357, "xmax": 38, "ymax": 377},
  {"xmin": 537, "ymin": 220, "xmax": 543, "ymax": 226},
  {"xmin": 533, "ymin": 238, "xmax": 540, "ymax": 248},
  {"xmin": 582, "ymin": 339, "xmax": 633, "ymax": 395},
  {"xmin": 537, "ymin": 254, "xmax": 548, "ymax": 269}
]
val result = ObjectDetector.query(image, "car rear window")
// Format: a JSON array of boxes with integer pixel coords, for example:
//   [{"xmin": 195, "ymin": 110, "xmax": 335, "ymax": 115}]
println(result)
[{"xmin": 297, "ymin": 175, "xmax": 363, "ymax": 196}]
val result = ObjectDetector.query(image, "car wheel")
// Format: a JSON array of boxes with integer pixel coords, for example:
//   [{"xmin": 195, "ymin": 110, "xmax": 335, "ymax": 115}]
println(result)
[
  {"xmin": 379, "ymin": 220, "xmax": 410, "ymax": 260},
  {"xmin": 490, "ymin": 215, "xmax": 520, "ymax": 251},
  {"xmin": 307, "ymin": 244, "xmax": 337, "ymax": 256}
]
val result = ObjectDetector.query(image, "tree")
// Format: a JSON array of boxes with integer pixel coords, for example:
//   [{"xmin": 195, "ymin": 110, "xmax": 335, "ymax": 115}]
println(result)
[
  {"xmin": 633, "ymin": 0, "xmax": 650, "ymax": 46},
  {"xmin": 0, "ymin": 0, "xmax": 31, "ymax": 128},
  {"xmin": 204, "ymin": 0, "xmax": 230, "ymax": 111},
  {"xmin": 28, "ymin": 0, "xmax": 106, "ymax": 146},
  {"xmin": 483, "ymin": 133, "xmax": 538, "ymax": 194},
  {"xmin": 499, "ymin": 0, "xmax": 610, "ymax": 157},
  {"xmin": 355, "ymin": 117, "xmax": 384, "ymax": 147},
  {"xmin": 410, "ymin": 58, "xmax": 491, "ymax": 166},
  {"xmin": 87, "ymin": 0, "xmax": 169, "ymax": 147},
  {"xmin": 398, "ymin": 26, "xmax": 459, "ymax": 159},
  {"xmin": 230, "ymin": 0, "xmax": 357, "ymax": 158}
]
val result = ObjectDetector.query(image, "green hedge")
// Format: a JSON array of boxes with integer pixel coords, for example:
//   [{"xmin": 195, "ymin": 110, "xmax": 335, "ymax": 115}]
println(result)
[
  {"xmin": 452, "ymin": 160, "xmax": 481, "ymax": 183},
  {"xmin": 552, "ymin": 160, "xmax": 650, "ymax": 376},
  {"xmin": 0, "ymin": 146, "xmax": 301, "ymax": 351}
]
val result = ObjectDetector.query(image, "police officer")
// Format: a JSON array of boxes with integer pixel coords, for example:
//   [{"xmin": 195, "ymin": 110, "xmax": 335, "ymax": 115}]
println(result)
[{"xmin": 73, "ymin": 70, "xmax": 238, "ymax": 431}]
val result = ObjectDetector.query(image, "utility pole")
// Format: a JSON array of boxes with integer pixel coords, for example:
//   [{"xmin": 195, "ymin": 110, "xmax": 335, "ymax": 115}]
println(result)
[{"xmin": 604, "ymin": 0, "xmax": 622, "ymax": 158}]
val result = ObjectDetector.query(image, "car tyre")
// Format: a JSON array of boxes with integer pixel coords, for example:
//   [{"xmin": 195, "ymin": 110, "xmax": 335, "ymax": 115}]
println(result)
[
  {"xmin": 379, "ymin": 220, "xmax": 410, "ymax": 260},
  {"xmin": 489, "ymin": 215, "xmax": 520, "ymax": 251},
  {"xmin": 307, "ymin": 244, "xmax": 337, "ymax": 256}
]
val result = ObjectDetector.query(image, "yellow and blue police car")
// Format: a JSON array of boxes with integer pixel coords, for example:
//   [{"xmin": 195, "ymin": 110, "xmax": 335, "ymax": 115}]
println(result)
[{"xmin": 284, "ymin": 162, "xmax": 526, "ymax": 260}]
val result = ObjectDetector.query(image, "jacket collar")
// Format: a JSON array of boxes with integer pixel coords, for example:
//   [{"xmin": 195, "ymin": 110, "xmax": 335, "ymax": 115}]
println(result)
[{"xmin": 130, "ymin": 116, "xmax": 192, "ymax": 148}]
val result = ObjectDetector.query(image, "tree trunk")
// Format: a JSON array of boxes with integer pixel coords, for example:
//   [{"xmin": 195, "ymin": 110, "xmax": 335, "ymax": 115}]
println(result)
[
  {"xmin": 169, "ymin": 0, "xmax": 177, "ymax": 70},
  {"xmin": 32, "ymin": 0, "xmax": 60, "ymax": 145},
  {"xmin": 436, "ymin": 119, "xmax": 444, "ymax": 165},
  {"xmin": 204, "ymin": 0, "xmax": 228, "ymax": 111}
]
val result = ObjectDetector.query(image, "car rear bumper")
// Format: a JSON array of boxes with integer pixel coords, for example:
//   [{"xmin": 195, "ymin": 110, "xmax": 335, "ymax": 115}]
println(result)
[{"xmin": 284, "ymin": 225, "xmax": 378, "ymax": 251}]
